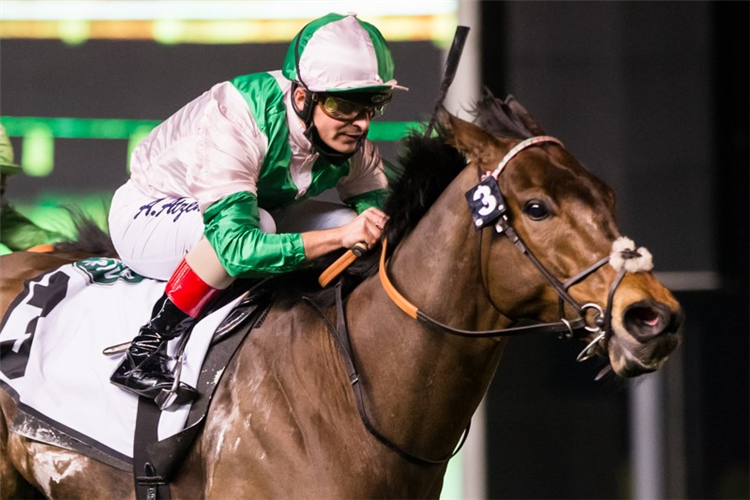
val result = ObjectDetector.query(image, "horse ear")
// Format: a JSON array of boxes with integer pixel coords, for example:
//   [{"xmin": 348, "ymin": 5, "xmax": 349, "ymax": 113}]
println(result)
[
  {"xmin": 437, "ymin": 108, "xmax": 502, "ymax": 166},
  {"xmin": 505, "ymin": 96, "xmax": 547, "ymax": 136}
]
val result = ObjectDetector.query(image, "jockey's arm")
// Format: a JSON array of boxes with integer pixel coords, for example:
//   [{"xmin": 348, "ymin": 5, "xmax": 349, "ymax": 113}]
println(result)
[
  {"xmin": 300, "ymin": 206, "xmax": 387, "ymax": 261},
  {"xmin": 203, "ymin": 191, "xmax": 387, "ymax": 278},
  {"xmin": 301, "ymin": 187, "xmax": 389, "ymax": 260}
]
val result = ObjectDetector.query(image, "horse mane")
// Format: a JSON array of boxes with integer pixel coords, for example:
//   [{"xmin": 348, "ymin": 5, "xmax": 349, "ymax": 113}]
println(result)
[{"xmin": 381, "ymin": 129, "xmax": 466, "ymax": 251}]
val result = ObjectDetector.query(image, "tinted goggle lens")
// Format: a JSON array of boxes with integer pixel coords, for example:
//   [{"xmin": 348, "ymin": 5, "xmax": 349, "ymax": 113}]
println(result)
[{"xmin": 321, "ymin": 96, "xmax": 385, "ymax": 120}]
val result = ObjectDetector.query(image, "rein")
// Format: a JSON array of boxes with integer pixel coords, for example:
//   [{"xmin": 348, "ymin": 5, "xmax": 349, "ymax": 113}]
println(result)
[{"xmin": 379, "ymin": 239, "xmax": 589, "ymax": 338}]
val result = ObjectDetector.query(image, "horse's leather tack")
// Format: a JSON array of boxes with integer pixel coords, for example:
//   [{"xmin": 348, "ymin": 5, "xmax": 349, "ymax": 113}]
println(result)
[
  {"xmin": 379, "ymin": 238, "xmax": 590, "ymax": 338},
  {"xmin": 304, "ymin": 283, "xmax": 471, "ymax": 466}
]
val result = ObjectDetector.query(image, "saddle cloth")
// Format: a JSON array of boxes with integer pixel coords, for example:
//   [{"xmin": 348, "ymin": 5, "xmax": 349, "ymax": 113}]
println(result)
[{"xmin": 0, "ymin": 257, "xmax": 244, "ymax": 464}]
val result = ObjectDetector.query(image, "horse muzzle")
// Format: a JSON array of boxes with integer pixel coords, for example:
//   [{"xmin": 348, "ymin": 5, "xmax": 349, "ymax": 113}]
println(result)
[{"xmin": 608, "ymin": 297, "xmax": 683, "ymax": 377}]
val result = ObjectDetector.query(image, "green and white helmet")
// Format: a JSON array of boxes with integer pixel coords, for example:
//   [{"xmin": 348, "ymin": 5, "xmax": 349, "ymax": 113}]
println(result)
[{"xmin": 282, "ymin": 13, "xmax": 407, "ymax": 96}]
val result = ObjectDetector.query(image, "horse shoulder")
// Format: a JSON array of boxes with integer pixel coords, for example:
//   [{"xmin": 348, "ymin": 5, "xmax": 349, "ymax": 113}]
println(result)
[{"xmin": 194, "ymin": 299, "xmax": 381, "ymax": 497}]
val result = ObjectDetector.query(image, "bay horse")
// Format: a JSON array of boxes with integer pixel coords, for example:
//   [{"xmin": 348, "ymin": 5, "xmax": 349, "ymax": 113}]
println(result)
[{"xmin": 0, "ymin": 94, "xmax": 682, "ymax": 499}]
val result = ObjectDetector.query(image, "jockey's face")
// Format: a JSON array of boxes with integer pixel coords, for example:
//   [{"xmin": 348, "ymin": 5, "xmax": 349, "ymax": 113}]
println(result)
[{"xmin": 293, "ymin": 87, "xmax": 370, "ymax": 154}]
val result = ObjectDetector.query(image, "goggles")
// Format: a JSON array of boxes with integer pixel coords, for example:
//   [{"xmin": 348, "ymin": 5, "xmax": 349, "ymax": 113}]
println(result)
[{"xmin": 318, "ymin": 94, "xmax": 387, "ymax": 121}]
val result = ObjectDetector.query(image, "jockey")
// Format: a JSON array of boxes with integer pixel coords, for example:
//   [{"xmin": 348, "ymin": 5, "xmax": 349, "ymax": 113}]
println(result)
[{"xmin": 108, "ymin": 13, "xmax": 407, "ymax": 407}]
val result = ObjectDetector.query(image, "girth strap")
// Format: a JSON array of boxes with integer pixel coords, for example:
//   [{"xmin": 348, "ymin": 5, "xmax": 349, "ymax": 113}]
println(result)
[
  {"xmin": 303, "ymin": 282, "xmax": 470, "ymax": 466},
  {"xmin": 133, "ymin": 399, "xmax": 172, "ymax": 500}
]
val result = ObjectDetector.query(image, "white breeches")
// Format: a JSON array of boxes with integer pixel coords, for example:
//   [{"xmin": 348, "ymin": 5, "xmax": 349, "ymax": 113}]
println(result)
[{"xmin": 109, "ymin": 180, "xmax": 356, "ymax": 280}]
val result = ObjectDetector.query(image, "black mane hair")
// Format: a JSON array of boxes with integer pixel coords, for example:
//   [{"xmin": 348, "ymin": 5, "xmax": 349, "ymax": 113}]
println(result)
[
  {"xmin": 472, "ymin": 90, "xmax": 535, "ymax": 140},
  {"xmin": 381, "ymin": 126, "xmax": 467, "ymax": 251}
]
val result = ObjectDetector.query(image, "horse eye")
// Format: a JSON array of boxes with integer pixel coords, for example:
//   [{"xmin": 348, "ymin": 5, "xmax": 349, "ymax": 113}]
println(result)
[{"xmin": 523, "ymin": 200, "xmax": 550, "ymax": 220}]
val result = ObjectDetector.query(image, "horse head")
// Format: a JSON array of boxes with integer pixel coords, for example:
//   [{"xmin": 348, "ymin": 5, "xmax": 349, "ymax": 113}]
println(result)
[{"xmin": 438, "ymin": 94, "xmax": 683, "ymax": 378}]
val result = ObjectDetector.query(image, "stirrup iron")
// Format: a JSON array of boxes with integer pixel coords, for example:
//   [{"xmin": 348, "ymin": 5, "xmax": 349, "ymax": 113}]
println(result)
[{"xmin": 154, "ymin": 331, "xmax": 194, "ymax": 410}]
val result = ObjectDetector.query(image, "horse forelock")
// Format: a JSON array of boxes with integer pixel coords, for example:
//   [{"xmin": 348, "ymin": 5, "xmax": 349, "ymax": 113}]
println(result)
[
  {"xmin": 472, "ymin": 90, "xmax": 535, "ymax": 140},
  {"xmin": 382, "ymin": 89, "xmax": 543, "ymax": 240}
]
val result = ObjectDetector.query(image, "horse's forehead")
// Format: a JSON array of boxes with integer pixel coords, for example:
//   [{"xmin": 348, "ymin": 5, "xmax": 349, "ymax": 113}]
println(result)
[
  {"xmin": 500, "ymin": 147, "xmax": 572, "ymax": 187},
  {"xmin": 501, "ymin": 147, "xmax": 613, "ymax": 208}
]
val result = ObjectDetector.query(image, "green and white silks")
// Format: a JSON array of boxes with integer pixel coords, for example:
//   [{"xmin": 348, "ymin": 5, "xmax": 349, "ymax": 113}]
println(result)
[{"xmin": 117, "ymin": 71, "xmax": 387, "ymax": 278}]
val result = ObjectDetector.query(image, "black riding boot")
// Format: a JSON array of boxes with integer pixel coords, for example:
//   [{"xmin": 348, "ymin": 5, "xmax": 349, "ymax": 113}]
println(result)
[{"xmin": 110, "ymin": 295, "xmax": 199, "ymax": 407}]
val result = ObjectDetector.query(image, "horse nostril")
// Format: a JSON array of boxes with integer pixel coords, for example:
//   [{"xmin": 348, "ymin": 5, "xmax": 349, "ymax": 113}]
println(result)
[
  {"xmin": 632, "ymin": 307, "xmax": 660, "ymax": 327},
  {"xmin": 623, "ymin": 301, "xmax": 677, "ymax": 342}
]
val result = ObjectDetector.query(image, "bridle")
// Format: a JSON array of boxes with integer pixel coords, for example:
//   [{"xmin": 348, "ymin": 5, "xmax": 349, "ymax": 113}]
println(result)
[
  {"xmin": 379, "ymin": 237, "xmax": 607, "ymax": 349},
  {"xmin": 307, "ymin": 135, "xmax": 653, "ymax": 466},
  {"xmin": 379, "ymin": 136, "xmax": 631, "ymax": 361}
]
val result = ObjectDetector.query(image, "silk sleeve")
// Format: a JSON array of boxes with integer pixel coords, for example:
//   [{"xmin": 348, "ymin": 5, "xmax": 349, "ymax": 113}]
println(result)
[
  {"xmin": 343, "ymin": 188, "xmax": 389, "ymax": 213},
  {"xmin": 203, "ymin": 191, "xmax": 306, "ymax": 278}
]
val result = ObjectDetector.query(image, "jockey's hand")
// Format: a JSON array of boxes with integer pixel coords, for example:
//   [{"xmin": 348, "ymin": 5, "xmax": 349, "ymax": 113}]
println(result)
[
  {"xmin": 300, "ymin": 207, "xmax": 389, "ymax": 261},
  {"xmin": 339, "ymin": 207, "xmax": 389, "ymax": 250}
]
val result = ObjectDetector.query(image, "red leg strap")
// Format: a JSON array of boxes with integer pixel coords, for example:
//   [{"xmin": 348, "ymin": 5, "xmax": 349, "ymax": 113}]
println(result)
[{"xmin": 165, "ymin": 259, "xmax": 220, "ymax": 318}]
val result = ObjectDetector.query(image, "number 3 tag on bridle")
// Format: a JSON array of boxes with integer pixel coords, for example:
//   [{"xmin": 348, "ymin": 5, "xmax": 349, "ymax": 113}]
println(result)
[{"xmin": 465, "ymin": 176, "xmax": 507, "ymax": 228}]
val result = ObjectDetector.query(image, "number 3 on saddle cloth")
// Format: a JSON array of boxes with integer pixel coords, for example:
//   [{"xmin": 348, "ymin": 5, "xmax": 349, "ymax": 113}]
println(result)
[{"xmin": 0, "ymin": 257, "xmax": 270, "ymax": 473}]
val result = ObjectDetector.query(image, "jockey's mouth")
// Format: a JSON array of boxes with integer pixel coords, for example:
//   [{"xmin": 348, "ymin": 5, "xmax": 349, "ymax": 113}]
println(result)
[{"xmin": 339, "ymin": 131, "xmax": 366, "ymax": 142}]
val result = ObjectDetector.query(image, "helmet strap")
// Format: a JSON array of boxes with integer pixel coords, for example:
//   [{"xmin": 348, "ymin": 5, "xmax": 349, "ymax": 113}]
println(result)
[
  {"xmin": 291, "ymin": 82, "xmax": 316, "ymax": 125},
  {"xmin": 303, "ymin": 125, "xmax": 363, "ymax": 166}
]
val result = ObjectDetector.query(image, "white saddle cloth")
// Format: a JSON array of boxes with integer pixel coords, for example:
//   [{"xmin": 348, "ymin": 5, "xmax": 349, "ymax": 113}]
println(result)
[{"xmin": 0, "ymin": 258, "xmax": 240, "ymax": 459}]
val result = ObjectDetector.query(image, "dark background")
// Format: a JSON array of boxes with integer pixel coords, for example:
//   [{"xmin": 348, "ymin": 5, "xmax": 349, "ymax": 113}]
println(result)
[
  {"xmin": 480, "ymin": 2, "xmax": 748, "ymax": 499},
  {"xmin": 1, "ymin": 2, "xmax": 747, "ymax": 498}
]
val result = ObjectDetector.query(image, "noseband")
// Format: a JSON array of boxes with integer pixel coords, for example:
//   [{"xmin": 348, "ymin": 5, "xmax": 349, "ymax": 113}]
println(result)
[{"xmin": 380, "ymin": 136, "xmax": 654, "ymax": 362}]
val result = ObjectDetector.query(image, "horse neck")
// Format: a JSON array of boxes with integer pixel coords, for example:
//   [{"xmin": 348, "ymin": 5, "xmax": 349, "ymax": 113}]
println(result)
[{"xmin": 345, "ymin": 168, "xmax": 507, "ymax": 458}]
